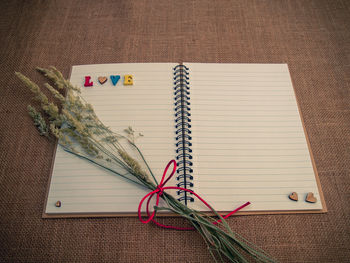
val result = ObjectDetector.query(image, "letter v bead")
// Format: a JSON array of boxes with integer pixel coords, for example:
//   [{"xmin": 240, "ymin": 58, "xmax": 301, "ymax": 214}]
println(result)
[{"xmin": 110, "ymin": 75, "xmax": 121, "ymax": 86}]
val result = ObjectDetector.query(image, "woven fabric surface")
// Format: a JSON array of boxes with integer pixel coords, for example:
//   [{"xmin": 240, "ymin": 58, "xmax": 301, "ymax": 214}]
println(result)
[{"xmin": 0, "ymin": 0, "xmax": 349, "ymax": 262}]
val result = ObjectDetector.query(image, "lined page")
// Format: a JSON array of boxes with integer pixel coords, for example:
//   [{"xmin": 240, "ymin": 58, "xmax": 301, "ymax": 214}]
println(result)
[
  {"xmin": 185, "ymin": 63, "xmax": 322, "ymax": 212},
  {"xmin": 45, "ymin": 63, "xmax": 177, "ymax": 214}
]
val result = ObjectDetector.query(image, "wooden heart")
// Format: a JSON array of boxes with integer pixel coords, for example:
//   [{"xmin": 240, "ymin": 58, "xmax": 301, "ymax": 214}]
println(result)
[
  {"xmin": 305, "ymin": 192, "xmax": 317, "ymax": 203},
  {"xmin": 98, "ymin": 76, "xmax": 108, "ymax": 84},
  {"xmin": 288, "ymin": 192, "xmax": 298, "ymax": 201}
]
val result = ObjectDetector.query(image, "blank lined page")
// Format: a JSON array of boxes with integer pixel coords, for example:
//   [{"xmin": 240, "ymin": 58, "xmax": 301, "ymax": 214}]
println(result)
[
  {"xmin": 45, "ymin": 63, "xmax": 177, "ymax": 214},
  {"xmin": 185, "ymin": 63, "xmax": 323, "ymax": 212}
]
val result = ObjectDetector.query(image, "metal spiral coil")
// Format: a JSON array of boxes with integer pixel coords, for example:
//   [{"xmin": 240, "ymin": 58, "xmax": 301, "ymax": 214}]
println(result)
[{"xmin": 173, "ymin": 64, "xmax": 194, "ymax": 204}]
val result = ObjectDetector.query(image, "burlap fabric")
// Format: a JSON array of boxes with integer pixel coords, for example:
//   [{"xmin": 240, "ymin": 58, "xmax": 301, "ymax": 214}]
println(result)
[{"xmin": 0, "ymin": 0, "xmax": 349, "ymax": 262}]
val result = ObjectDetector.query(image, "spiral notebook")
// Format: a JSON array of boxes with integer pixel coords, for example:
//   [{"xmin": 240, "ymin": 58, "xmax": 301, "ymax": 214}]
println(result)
[{"xmin": 43, "ymin": 63, "xmax": 326, "ymax": 218}]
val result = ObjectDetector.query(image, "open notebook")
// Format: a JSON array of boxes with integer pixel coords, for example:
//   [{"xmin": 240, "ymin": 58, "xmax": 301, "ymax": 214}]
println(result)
[{"xmin": 43, "ymin": 63, "xmax": 326, "ymax": 217}]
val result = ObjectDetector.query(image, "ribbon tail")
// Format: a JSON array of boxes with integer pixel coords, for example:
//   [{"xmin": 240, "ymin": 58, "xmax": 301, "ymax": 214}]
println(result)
[
  {"xmin": 213, "ymin": 202, "xmax": 251, "ymax": 225},
  {"xmin": 138, "ymin": 191, "xmax": 158, "ymax": 224}
]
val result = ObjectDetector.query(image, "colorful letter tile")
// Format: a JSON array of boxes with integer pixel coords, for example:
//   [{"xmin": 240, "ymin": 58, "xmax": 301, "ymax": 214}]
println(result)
[
  {"xmin": 84, "ymin": 76, "xmax": 93, "ymax": 87},
  {"xmin": 110, "ymin": 75, "xmax": 121, "ymax": 86},
  {"xmin": 124, "ymin": 75, "xmax": 133, "ymax": 85}
]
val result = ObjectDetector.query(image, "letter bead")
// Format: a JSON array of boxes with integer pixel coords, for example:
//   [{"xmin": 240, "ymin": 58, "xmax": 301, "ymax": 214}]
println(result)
[
  {"xmin": 84, "ymin": 76, "xmax": 93, "ymax": 87},
  {"xmin": 124, "ymin": 75, "xmax": 133, "ymax": 85},
  {"xmin": 110, "ymin": 75, "xmax": 121, "ymax": 86}
]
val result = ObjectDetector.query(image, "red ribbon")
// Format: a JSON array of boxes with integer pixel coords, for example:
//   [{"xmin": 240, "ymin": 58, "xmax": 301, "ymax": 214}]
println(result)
[{"xmin": 138, "ymin": 160, "xmax": 250, "ymax": 230}]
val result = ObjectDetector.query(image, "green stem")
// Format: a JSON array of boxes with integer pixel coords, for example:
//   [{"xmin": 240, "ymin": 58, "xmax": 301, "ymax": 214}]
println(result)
[{"xmin": 130, "ymin": 141, "xmax": 158, "ymax": 185}]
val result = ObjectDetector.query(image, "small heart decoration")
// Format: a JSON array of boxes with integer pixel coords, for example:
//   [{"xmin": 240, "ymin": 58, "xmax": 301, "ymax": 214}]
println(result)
[
  {"xmin": 288, "ymin": 192, "xmax": 298, "ymax": 201},
  {"xmin": 305, "ymin": 192, "xmax": 317, "ymax": 203},
  {"xmin": 98, "ymin": 76, "xmax": 108, "ymax": 84}
]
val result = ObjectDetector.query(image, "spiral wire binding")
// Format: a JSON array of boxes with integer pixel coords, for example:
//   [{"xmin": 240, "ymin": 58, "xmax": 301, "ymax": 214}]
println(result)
[{"xmin": 173, "ymin": 64, "xmax": 194, "ymax": 205}]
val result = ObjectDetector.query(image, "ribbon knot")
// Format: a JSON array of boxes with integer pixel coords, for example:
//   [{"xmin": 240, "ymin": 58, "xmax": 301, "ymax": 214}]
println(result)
[
  {"xmin": 156, "ymin": 185, "xmax": 164, "ymax": 196},
  {"xmin": 138, "ymin": 160, "xmax": 250, "ymax": 230}
]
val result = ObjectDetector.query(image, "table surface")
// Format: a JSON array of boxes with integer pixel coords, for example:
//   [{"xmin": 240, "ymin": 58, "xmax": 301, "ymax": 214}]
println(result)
[{"xmin": 1, "ymin": 1, "xmax": 349, "ymax": 262}]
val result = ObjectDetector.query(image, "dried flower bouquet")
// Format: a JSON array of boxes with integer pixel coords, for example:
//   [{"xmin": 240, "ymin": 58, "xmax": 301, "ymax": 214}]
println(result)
[{"xmin": 16, "ymin": 67, "xmax": 275, "ymax": 263}]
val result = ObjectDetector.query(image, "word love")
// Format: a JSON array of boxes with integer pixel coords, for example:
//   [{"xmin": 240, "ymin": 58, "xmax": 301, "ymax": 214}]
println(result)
[{"xmin": 84, "ymin": 75, "xmax": 133, "ymax": 87}]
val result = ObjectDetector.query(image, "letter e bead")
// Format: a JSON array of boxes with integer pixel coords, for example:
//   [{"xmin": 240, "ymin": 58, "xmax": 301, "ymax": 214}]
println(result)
[{"xmin": 124, "ymin": 75, "xmax": 133, "ymax": 85}]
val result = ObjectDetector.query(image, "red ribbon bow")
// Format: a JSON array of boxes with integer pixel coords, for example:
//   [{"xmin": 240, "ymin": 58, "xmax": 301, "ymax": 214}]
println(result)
[{"xmin": 138, "ymin": 160, "xmax": 250, "ymax": 230}]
